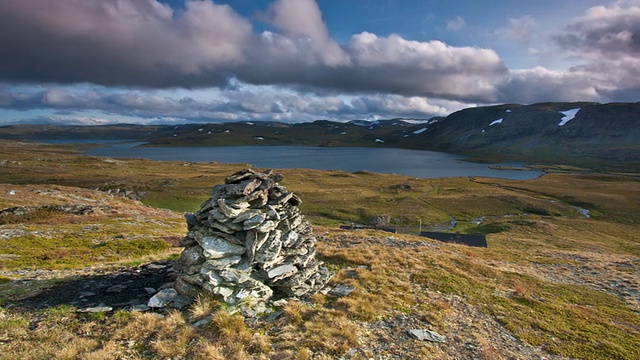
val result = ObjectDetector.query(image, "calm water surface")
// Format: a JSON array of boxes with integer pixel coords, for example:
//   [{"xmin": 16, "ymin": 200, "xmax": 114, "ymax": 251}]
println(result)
[{"xmin": 84, "ymin": 144, "xmax": 542, "ymax": 180}]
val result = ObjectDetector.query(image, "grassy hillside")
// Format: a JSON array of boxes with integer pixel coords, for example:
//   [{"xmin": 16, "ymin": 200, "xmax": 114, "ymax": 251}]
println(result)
[{"xmin": 0, "ymin": 141, "xmax": 638, "ymax": 359}]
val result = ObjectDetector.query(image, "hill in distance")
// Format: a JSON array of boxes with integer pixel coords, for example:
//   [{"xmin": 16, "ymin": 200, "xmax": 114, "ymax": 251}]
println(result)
[{"xmin": 1, "ymin": 101, "xmax": 638, "ymax": 172}]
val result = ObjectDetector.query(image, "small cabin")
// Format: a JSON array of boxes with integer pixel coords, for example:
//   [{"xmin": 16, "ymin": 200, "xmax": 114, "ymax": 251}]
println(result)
[{"xmin": 420, "ymin": 232, "xmax": 487, "ymax": 248}]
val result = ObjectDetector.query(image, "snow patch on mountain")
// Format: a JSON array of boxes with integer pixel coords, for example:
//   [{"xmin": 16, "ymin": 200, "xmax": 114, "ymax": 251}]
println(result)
[
  {"xmin": 412, "ymin": 127, "xmax": 428, "ymax": 134},
  {"xmin": 558, "ymin": 108, "xmax": 580, "ymax": 126},
  {"xmin": 399, "ymin": 119, "xmax": 431, "ymax": 125},
  {"xmin": 489, "ymin": 118, "xmax": 503, "ymax": 126},
  {"xmin": 375, "ymin": 139, "xmax": 384, "ymax": 143}
]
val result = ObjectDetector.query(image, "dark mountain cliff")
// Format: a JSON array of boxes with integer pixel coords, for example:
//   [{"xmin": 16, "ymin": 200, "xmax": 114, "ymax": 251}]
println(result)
[{"xmin": 402, "ymin": 102, "xmax": 640, "ymax": 169}]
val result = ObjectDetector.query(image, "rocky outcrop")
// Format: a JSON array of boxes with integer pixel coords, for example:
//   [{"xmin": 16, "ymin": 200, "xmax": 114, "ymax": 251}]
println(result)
[{"xmin": 173, "ymin": 169, "xmax": 332, "ymax": 312}]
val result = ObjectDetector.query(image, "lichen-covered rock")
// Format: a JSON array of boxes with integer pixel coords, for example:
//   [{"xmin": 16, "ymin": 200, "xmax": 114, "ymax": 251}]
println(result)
[{"xmin": 173, "ymin": 169, "xmax": 333, "ymax": 313}]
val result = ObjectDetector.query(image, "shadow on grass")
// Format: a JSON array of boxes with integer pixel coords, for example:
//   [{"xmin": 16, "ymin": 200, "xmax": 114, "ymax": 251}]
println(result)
[{"xmin": 4, "ymin": 261, "xmax": 175, "ymax": 310}]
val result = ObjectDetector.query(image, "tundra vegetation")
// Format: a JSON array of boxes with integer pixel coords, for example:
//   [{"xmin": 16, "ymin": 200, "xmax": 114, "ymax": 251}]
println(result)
[{"xmin": 0, "ymin": 140, "xmax": 638, "ymax": 359}]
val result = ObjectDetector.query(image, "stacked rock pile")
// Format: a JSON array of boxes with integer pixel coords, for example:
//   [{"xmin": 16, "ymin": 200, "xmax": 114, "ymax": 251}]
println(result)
[{"xmin": 173, "ymin": 169, "xmax": 332, "ymax": 311}]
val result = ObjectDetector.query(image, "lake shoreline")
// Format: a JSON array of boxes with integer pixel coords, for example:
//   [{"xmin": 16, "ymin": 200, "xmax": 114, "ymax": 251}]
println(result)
[{"xmin": 82, "ymin": 143, "xmax": 544, "ymax": 180}]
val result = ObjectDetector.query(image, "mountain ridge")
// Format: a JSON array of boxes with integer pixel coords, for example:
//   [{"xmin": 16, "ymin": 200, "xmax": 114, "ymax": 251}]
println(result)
[{"xmin": 1, "ymin": 101, "xmax": 638, "ymax": 171}]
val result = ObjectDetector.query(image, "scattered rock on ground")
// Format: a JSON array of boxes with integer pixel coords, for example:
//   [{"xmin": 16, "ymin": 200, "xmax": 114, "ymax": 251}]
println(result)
[{"xmin": 407, "ymin": 329, "xmax": 446, "ymax": 343}]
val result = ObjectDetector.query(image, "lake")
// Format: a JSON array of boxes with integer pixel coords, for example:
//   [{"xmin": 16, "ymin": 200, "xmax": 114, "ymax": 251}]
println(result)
[{"xmin": 84, "ymin": 144, "xmax": 542, "ymax": 180}]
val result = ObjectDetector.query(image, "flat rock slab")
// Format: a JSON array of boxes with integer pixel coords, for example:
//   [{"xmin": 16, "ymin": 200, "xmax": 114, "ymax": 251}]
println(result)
[
  {"xmin": 328, "ymin": 284, "xmax": 356, "ymax": 297},
  {"xmin": 407, "ymin": 329, "xmax": 446, "ymax": 343},
  {"xmin": 148, "ymin": 288, "xmax": 178, "ymax": 308},
  {"xmin": 77, "ymin": 305, "xmax": 113, "ymax": 313}
]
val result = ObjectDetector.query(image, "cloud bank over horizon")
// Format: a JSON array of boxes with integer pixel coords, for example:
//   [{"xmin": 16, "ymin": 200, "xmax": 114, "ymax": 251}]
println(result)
[{"xmin": 0, "ymin": 0, "xmax": 639, "ymax": 125}]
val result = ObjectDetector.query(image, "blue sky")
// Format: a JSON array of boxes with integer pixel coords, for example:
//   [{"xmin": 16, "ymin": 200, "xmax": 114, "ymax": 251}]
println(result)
[{"xmin": 0, "ymin": 0, "xmax": 638, "ymax": 125}]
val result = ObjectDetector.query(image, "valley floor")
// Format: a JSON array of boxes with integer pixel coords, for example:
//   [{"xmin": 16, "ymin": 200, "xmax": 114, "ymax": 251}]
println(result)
[{"xmin": 0, "ymin": 141, "xmax": 638, "ymax": 359}]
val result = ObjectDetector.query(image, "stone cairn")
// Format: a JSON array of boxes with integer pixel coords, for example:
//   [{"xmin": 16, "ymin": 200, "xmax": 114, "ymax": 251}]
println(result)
[{"xmin": 173, "ymin": 169, "xmax": 332, "ymax": 312}]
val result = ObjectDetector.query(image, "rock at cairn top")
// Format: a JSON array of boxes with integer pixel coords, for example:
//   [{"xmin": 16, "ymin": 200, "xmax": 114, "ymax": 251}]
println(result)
[{"xmin": 173, "ymin": 169, "xmax": 332, "ymax": 313}]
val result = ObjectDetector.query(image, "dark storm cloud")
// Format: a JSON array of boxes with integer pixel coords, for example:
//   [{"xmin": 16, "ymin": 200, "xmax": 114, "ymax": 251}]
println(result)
[
  {"xmin": 554, "ymin": 2, "xmax": 640, "ymax": 56},
  {"xmin": 0, "ymin": 0, "xmax": 252, "ymax": 87},
  {"xmin": 0, "ymin": 0, "xmax": 508, "ymax": 103},
  {"xmin": 0, "ymin": 85, "xmax": 451, "ymax": 124},
  {"xmin": 550, "ymin": 1, "xmax": 640, "ymax": 101},
  {"xmin": 1, "ymin": 0, "xmax": 638, "ymax": 119}
]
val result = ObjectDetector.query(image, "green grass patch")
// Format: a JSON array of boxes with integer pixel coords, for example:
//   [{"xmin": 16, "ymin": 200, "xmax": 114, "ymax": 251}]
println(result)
[
  {"xmin": 414, "ymin": 258, "xmax": 640, "ymax": 360},
  {"xmin": 0, "ymin": 235, "xmax": 170, "ymax": 270}
]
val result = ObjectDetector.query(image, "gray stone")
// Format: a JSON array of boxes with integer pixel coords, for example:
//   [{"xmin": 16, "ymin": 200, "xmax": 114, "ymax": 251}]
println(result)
[
  {"xmin": 243, "ymin": 214, "xmax": 267, "ymax": 230},
  {"xmin": 282, "ymin": 230, "xmax": 299, "ymax": 248},
  {"xmin": 265, "ymin": 205, "xmax": 280, "ymax": 221},
  {"xmin": 202, "ymin": 256, "xmax": 242, "ymax": 270},
  {"xmin": 233, "ymin": 209, "xmax": 262, "ymax": 223},
  {"xmin": 144, "ymin": 287, "xmax": 157, "ymax": 294},
  {"xmin": 202, "ymin": 284, "xmax": 234, "ymax": 303},
  {"xmin": 199, "ymin": 236, "xmax": 245, "ymax": 259},
  {"xmin": 193, "ymin": 315, "xmax": 212, "ymax": 327},
  {"xmin": 269, "ymin": 191, "xmax": 293, "ymax": 205},
  {"xmin": 255, "ymin": 230, "xmax": 282, "ymax": 264},
  {"xmin": 174, "ymin": 276, "xmax": 201, "ymax": 296},
  {"xmin": 225, "ymin": 169, "xmax": 256, "ymax": 184},
  {"xmin": 207, "ymin": 218, "xmax": 235, "ymax": 234},
  {"xmin": 130, "ymin": 304, "xmax": 149, "ymax": 312},
  {"xmin": 328, "ymin": 284, "xmax": 356, "ymax": 297},
  {"xmin": 148, "ymin": 288, "xmax": 179, "ymax": 308},
  {"xmin": 221, "ymin": 219, "xmax": 244, "ymax": 232},
  {"xmin": 169, "ymin": 295, "xmax": 193, "ymax": 310},
  {"xmin": 178, "ymin": 273, "xmax": 205, "ymax": 286},
  {"xmin": 267, "ymin": 263, "xmax": 297, "ymax": 280},
  {"xmin": 220, "ymin": 262, "xmax": 252, "ymax": 283},
  {"xmin": 265, "ymin": 310, "xmax": 283, "ymax": 322},
  {"xmin": 175, "ymin": 245, "xmax": 205, "ymax": 272},
  {"xmin": 255, "ymin": 220, "xmax": 277, "ymax": 233},
  {"xmin": 204, "ymin": 229, "xmax": 245, "ymax": 245},
  {"xmin": 407, "ymin": 329, "xmax": 446, "ymax": 343},
  {"xmin": 78, "ymin": 305, "xmax": 113, "ymax": 313},
  {"xmin": 208, "ymin": 208, "xmax": 229, "ymax": 222},
  {"xmin": 200, "ymin": 266, "xmax": 223, "ymax": 286},
  {"xmin": 238, "ymin": 278, "xmax": 273, "ymax": 302},
  {"xmin": 238, "ymin": 188, "xmax": 267, "ymax": 204},
  {"xmin": 217, "ymin": 198, "xmax": 249, "ymax": 218}
]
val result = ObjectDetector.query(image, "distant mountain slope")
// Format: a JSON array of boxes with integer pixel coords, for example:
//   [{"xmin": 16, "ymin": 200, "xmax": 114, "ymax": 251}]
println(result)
[
  {"xmin": 403, "ymin": 102, "xmax": 640, "ymax": 170},
  {"xmin": 1, "ymin": 102, "xmax": 638, "ymax": 171}
]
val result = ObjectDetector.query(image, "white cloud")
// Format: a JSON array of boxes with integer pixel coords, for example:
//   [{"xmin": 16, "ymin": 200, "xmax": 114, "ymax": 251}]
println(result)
[
  {"xmin": 345, "ymin": 32, "xmax": 506, "ymax": 101},
  {"xmin": 1, "ymin": 0, "xmax": 639, "ymax": 125},
  {"xmin": 264, "ymin": 0, "xmax": 350, "ymax": 66},
  {"xmin": 551, "ymin": 1, "xmax": 640, "ymax": 100},
  {"xmin": 0, "ymin": 83, "xmax": 456, "ymax": 124},
  {"xmin": 0, "ymin": 0, "xmax": 506, "ymax": 103},
  {"xmin": 498, "ymin": 67, "xmax": 603, "ymax": 103}
]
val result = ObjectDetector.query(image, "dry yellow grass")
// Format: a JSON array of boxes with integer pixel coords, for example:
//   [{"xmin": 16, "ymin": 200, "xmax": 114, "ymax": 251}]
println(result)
[{"xmin": 0, "ymin": 141, "xmax": 638, "ymax": 359}]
